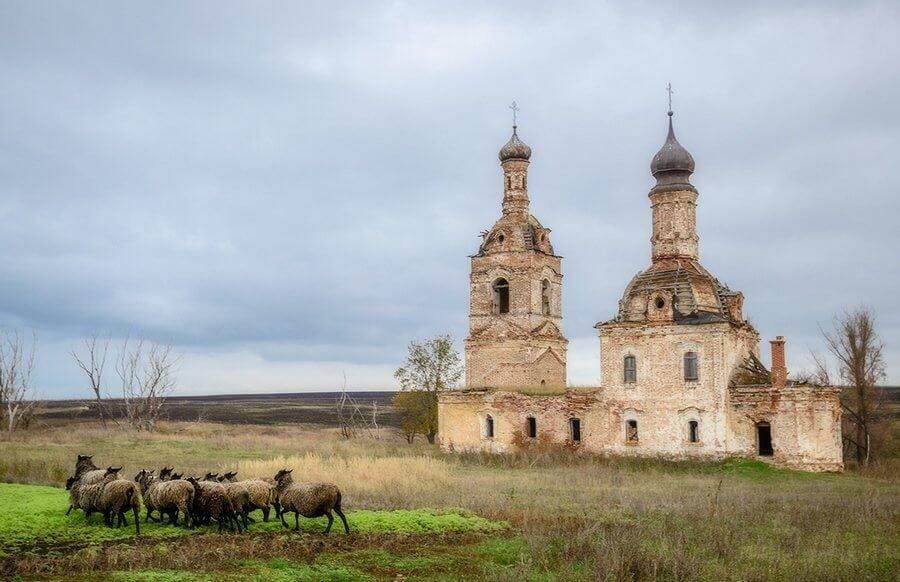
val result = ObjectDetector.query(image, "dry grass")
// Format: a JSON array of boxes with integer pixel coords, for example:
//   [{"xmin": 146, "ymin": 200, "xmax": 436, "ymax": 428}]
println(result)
[
  {"xmin": 235, "ymin": 454, "xmax": 452, "ymax": 501},
  {"xmin": 2, "ymin": 421, "xmax": 898, "ymax": 580}
]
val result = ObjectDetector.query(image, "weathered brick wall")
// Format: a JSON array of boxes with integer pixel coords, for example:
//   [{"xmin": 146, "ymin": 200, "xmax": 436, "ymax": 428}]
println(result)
[
  {"xmin": 727, "ymin": 385, "xmax": 843, "ymax": 471},
  {"xmin": 597, "ymin": 321, "xmax": 759, "ymax": 457},
  {"xmin": 438, "ymin": 383, "xmax": 843, "ymax": 471},
  {"xmin": 438, "ymin": 389, "xmax": 605, "ymax": 453},
  {"xmin": 651, "ymin": 189, "xmax": 699, "ymax": 260}
]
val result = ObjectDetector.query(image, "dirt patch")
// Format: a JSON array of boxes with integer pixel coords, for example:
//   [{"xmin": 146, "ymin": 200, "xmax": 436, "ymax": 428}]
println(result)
[{"xmin": 1, "ymin": 529, "xmax": 497, "ymax": 579}]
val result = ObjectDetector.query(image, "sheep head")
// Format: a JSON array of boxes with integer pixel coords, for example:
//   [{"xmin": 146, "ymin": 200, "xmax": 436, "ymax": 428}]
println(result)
[
  {"xmin": 273, "ymin": 469, "xmax": 294, "ymax": 487},
  {"xmin": 135, "ymin": 469, "xmax": 156, "ymax": 491}
]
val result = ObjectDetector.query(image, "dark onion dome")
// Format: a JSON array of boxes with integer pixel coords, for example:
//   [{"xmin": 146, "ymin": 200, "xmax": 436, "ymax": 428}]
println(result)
[
  {"xmin": 651, "ymin": 112, "xmax": 695, "ymax": 180},
  {"xmin": 499, "ymin": 126, "xmax": 532, "ymax": 162}
]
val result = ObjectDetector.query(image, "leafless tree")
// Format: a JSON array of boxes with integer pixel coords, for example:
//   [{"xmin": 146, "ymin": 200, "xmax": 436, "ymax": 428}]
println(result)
[
  {"xmin": 116, "ymin": 339, "xmax": 178, "ymax": 431},
  {"xmin": 335, "ymin": 371, "xmax": 377, "ymax": 439},
  {"xmin": 0, "ymin": 331, "xmax": 39, "ymax": 432},
  {"xmin": 817, "ymin": 306, "xmax": 887, "ymax": 465},
  {"xmin": 72, "ymin": 335, "xmax": 112, "ymax": 428}
]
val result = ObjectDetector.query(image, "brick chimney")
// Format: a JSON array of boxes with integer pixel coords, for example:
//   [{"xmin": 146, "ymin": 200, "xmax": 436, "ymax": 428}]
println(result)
[{"xmin": 770, "ymin": 336, "xmax": 787, "ymax": 389}]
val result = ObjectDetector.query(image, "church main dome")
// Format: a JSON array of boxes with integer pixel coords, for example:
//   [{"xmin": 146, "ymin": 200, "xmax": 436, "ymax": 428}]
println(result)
[{"xmin": 499, "ymin": 126, "xmax": 532, "ymax": 162}]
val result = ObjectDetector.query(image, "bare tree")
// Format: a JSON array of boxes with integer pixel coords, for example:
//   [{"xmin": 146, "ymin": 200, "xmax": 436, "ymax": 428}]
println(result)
[
  {"xmin": 818, "ymin": 306, "xmax": 887, "ymax": 465},
  {"xmin": 72, "ymin": 335, "xmax": 111, "ymax": 428},
  {"xmin": 394, "ymin": 334, "xmax": 463, "ymax": 444},
  {"xmin": 335, "ymin": 371, "xmax": 376, "ymax": 439},
  {"xmin": 116, "ymin": 339, "xmax": 178, "ymax": 431},
  {"xmin": 0, "ymin": 331, "xmax": 39, "ymax": 432}
]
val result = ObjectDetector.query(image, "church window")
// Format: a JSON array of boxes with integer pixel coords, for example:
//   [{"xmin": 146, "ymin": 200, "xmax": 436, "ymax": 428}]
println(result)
[
  {"xmin": 684, "ymin": 351, "xmax": 699, "ymax": 381},
  {"xmin": 624, "ymin": 355, "xmax": 637, "ymax": 383},
  {"xmin": 526, "ymin": 416, "xmax": 537, "ymax": 438},
  {"xmin": 492, "ymin": 278, "xmax": 510, "ymax": 314},
  {"xmin": 569, "ymin": 418, "xmax": 582, "ymax": 442},
  {"xmin": 497, "ymin": 233, "xmax": 505, "ymax": 245},
  {"xmin": 655, "ymin": 297, "xmax": 665, "ymax": 309},
  {"xmin": 483, "ymin": 415, "xmax": 494, "ymax": 438},
  {"xmin": 626, "ymin": 419, "xmax": 639, "ymax": 443},
  {"xmin": 688, "ymin": 420, "xmax": 699, "ymax": 443},
  {"xmin": 541, "ymin": 279, "xmax": 551, "ymax": 315}
]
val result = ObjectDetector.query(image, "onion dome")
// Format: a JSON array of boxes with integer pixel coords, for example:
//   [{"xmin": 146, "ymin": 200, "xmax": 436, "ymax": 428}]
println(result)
[
  {"xmin": 499, "ymin": 126, "xmax": 532, "ymax": 162},
  {"xmin": 650, "ymin": 112, "xmax": 695, "ymax": 190}
]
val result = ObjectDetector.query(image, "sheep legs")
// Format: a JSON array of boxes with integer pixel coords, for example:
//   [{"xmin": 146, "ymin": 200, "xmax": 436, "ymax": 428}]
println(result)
[
  {"xmin": 324, "ymin": 511, "xmax": 334, "ymax": 534},
  {"xmin": 293, "ymin": 511, "xmax": 300, "ymax": 531},
  {"xmin": 132, "ymin": 505, "xmax": 141, "ymax": 535},
  {"xmin": 334, "ymin": 507, "xmax": 350, "ymax": 534}
]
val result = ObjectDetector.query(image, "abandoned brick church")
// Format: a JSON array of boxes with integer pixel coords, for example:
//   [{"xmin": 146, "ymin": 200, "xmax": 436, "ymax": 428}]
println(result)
[{"xmin": 437, "ymin": 108, "xmax": 843, "ymax": 472}]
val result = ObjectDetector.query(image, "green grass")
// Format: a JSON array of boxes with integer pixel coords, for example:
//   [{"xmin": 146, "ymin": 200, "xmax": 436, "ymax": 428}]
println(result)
[
  {"xmin": 0, "ymin": 482, "xmax": 192, "ymax": 552},
  {"xmin": 0, "ymin": 483, "xmax": 504, "ymax": 556},
  {"xmin": 3, "ymin": 422, "xmax": 897, "ymax": 580}
]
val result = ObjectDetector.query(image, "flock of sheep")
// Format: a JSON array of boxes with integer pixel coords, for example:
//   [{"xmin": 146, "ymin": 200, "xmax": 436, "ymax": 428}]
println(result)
[{"xmin": 64, "ymin": 455, "xmax": 350, "ymax": 535}]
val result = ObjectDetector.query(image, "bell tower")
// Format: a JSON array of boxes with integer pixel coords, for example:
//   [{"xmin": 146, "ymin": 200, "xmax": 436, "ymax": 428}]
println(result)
[{"xmin": 464, "ymin": 113, "xmax": 568, "ymax": 392}]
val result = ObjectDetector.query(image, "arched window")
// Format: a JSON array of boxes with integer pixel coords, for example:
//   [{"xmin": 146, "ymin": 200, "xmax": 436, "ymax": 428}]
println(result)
[
  {"xmin": 623, "ymin": 355, "xmax": 637, "ymax": 383},
  {"xmin": 684, "ymin": 351, "xmax": 698, "ymax": 381},
  {"xmin": 492, "ymin": 278, "xmax": 510, "ymax": 314},
  {"xmin": 626, "ymin": 419, "xmax": 639, "ymax": 443},
  {"xmin": 569, "ymin": 418, "xmax": 582, "ymax": 442},
  {"xmin": 483, "ymin": 415, "xmax": 494, "ymax": 438},
  {"xmin": 541, "ymin": 279, "xmax": 551, "ymax": 315},
  {"xmin": 526, "ymin": 416, "xmax": 537, "ymax": 438},
  {"xmin": 688, "ymin": 420, "xmax": 699, "ymax": 443}
]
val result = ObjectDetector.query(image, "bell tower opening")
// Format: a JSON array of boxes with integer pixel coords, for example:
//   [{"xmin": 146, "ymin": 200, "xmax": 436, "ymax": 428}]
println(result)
[{"xmin": 492, "ymin": 278, "xmax": 510, "ymax": 314}]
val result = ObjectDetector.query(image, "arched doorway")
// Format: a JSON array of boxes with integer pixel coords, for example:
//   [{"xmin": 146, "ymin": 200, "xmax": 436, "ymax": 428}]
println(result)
[{"xmin": 756, "ymin": 422, "xmax": 773, "ymax": 456}]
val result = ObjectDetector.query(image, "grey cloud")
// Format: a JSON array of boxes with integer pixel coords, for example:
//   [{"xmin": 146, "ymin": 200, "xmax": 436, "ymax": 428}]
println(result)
[{"xmin": 0, "ymin": 1, "xmax": 897, "ymax": 396}]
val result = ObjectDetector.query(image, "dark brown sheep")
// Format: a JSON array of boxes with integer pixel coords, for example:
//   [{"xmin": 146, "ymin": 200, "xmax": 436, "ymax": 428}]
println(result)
[
  {"xmin": 187, "ymin": 477, "xmax": 242, "ymax": 533},
  {"xmin": 273, "ymin": 469, "xmax": 349, "ymax": 534}
]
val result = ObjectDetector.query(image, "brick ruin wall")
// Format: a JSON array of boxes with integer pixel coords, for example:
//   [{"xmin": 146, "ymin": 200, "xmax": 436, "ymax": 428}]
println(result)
[{"xmin": 441, "ymin": 319, "xmax": 843, "ymax": 471}]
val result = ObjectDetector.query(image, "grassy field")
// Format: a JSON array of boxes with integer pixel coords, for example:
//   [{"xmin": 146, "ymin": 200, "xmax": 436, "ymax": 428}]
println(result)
[{"xmin": 1, "ymin": 421, "xmax": 897, "ymax": 580}]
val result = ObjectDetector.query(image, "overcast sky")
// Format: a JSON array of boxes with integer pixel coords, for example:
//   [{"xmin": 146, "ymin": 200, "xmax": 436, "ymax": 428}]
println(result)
[{"xmin": 1, "ymin": 1, "xmax": 898, "ymax": 398}]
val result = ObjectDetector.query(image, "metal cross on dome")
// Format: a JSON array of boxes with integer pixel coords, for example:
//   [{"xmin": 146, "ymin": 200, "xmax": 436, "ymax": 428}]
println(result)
[
  {"xmin": 509, "ymin": 101, "xmax": 519, "ymax": 127},
  {"xmin": 666, "ymin": 83, "xmax": 674, "ymax": 114}
]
